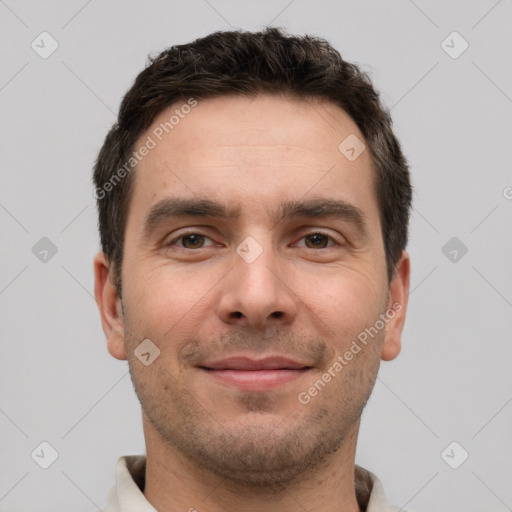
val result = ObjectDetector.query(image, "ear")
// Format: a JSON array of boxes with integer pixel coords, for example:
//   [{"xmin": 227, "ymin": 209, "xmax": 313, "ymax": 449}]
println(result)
[
  {"xmin": 93, "ymin": 252, "xmax": 127, "ymax": 360},
  {"xmin": 381, "ymin": 251, "xmax": 410, "ymax": 361}
]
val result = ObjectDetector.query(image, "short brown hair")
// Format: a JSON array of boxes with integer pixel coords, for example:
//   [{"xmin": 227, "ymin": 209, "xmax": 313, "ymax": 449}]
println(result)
[{"xmin": 93, "ymin": 27, "xmax": 412, "ymax": 296}]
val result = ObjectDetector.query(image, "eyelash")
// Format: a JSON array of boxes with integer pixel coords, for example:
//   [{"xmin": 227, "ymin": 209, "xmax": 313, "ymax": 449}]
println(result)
[{"xmin": 166, "ymin": 231, "xmax": 340, "ymax": 250}]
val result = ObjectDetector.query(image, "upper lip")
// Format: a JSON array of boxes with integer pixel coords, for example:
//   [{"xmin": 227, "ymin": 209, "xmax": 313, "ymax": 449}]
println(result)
[{"xmin": 199, "ymin": 356, "xmax": 311, "ymax": 371}]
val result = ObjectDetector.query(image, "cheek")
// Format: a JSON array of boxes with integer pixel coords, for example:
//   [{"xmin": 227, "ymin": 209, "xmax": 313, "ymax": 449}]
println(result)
[
  {"xmin": 296, "ymin": 267, "xmax": 386, "ymax": 343},
  {"xmin": 124, "ymin": 262, "xmax": 221, "ymax": 347}
]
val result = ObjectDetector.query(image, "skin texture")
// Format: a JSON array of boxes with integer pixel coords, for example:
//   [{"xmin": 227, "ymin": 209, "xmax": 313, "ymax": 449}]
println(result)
[{"xmin": 94, "ymin": 94, "xmax": 410, "ymax": 512}]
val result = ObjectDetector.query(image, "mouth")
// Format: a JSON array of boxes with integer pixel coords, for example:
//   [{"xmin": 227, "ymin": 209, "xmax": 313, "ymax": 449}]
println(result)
[{"xmin": 198, "ymin": 356, "xmax": 312, "ymax": 391}]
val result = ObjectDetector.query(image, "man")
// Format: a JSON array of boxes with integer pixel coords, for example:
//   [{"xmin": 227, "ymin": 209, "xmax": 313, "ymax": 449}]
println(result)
[{"xmin": 93, "ymin": 27, "xmax": 412, "ymax": 512}]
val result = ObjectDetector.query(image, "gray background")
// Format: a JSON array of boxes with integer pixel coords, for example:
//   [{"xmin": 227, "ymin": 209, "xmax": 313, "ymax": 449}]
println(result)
[{"xmin": 1, "ymin": 1, "xmax": 511, "ymax": 511}]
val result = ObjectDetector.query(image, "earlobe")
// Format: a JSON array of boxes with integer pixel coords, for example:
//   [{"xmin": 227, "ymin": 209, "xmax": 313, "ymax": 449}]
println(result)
[
  {"xmin": 381, "ymin": 251, "xmax": 410, "ymax": 362},
  {"xmin": 93, "ymin": 252, "xmax": 127, "ymax": 360}
]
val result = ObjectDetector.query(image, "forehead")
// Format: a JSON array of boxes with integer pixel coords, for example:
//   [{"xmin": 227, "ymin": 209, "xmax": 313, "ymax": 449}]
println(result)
[{"xmin": 128, "ymin": 94, "xmax": 378, "ymax": 229}]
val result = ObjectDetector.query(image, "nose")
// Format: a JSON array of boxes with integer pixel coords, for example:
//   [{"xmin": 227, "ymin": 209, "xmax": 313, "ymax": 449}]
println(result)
[{"xmin": 215, "ymin": 241, "xmax": 298, "ymax": 330}]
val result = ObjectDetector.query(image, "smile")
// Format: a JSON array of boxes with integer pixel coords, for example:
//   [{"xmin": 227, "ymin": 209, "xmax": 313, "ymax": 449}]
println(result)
[{"xmin": 200, "ymin": 367, "xmax": 311, "ymax": 391}]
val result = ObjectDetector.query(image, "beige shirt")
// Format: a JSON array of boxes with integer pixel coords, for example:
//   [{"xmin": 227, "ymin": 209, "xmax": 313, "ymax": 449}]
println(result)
[{"xmin": 100, "ymin": 455, "xmax": 404, "ymax": 512}]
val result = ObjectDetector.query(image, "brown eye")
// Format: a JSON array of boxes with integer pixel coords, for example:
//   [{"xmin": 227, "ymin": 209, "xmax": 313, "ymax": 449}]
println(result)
[
  {"xmin": 180, "ymin": 234, "xmax": 207, "ymax": 249},
  {"xmin": 303, "ymin": 233, "xmax": 332, "ymax": 249},
  {"xmin": 167, "ymin": 233, "xmax": 215, "ymax": 249}
]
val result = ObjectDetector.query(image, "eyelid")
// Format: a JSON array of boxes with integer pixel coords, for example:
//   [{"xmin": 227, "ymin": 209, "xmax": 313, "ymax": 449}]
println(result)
[
  {"xmin": 166, "ymin": 230, "xmax": 216, "ymax": 248},
  {"xmin": 292, "ymin": 230, "xmax": 342, "ymax": 248},
  {"xmin": 165, "ymin": 228, "xmax": 343, "ymax": 250}
]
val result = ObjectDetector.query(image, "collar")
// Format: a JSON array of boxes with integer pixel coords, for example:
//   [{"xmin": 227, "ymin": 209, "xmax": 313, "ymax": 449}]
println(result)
[{"xmin": 101, "ymin": 455, "xmax": 402, "ymax": 512}]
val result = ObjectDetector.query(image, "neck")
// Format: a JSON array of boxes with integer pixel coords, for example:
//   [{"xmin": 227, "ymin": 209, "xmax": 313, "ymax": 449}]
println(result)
[{"xmin": 142, "ymin": 414, "xmax": 362, "ymax": 512}]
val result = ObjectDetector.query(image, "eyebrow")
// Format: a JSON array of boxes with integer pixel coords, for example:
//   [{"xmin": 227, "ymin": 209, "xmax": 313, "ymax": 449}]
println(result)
[{"xmin": 141, "ymin": 197, "xmax": 368, "ymax": 240}]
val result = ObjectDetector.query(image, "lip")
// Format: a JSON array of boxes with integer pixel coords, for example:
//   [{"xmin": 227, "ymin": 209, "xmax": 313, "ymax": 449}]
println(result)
[
  {"xmin": 199, "ymin": 355, "xmax": 311, "ymax": 371},
  {"xmin": 198, "ymin": 356, "xmax": 312, "ymax": 391},
  {"xmin": 201, "ymin": 368, "xmax": 310, "ymax": 391}
]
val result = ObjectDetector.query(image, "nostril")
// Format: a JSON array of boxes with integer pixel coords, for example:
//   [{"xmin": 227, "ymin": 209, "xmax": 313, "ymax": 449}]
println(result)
[{"xmin": 271, "ymin": 311, "xmax": 284, "ymax": 319}]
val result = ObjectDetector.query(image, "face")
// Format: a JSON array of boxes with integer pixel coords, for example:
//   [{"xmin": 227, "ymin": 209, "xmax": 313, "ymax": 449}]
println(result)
[{"xmin": 95, "ymin": 94, "xmax": 409, "ymax": 487}]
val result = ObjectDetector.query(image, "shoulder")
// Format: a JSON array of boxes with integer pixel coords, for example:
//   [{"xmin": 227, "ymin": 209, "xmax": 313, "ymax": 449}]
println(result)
[{"xmin": 355, "ymin": 465, "xmax": 409, "ymax": 512}]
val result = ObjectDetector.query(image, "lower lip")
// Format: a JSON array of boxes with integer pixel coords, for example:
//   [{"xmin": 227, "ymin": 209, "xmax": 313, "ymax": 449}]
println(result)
[{"xmin": 202, "ymin": 368, "xmax": 310, "ymax": 391}]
